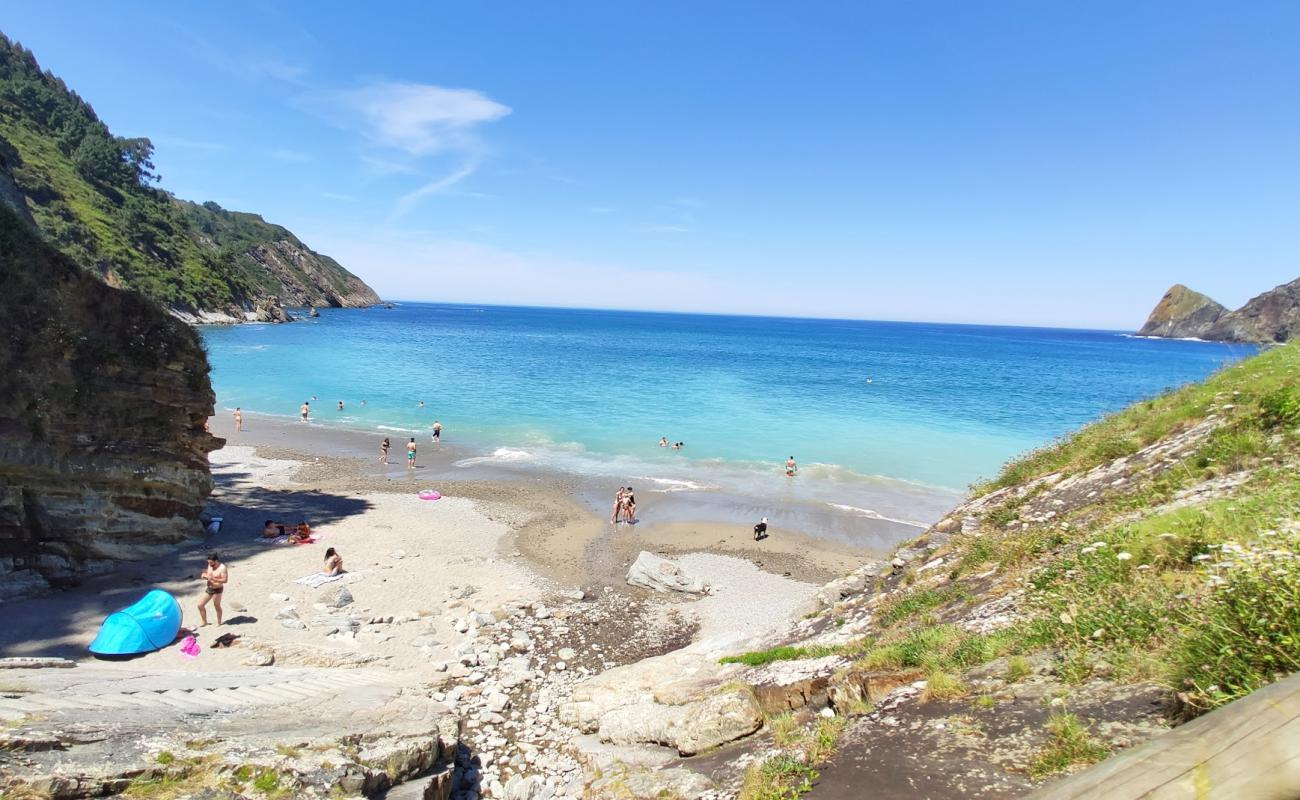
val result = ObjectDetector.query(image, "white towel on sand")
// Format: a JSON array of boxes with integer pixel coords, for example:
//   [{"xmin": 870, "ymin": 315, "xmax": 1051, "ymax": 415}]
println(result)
[{"xmin": 294, "ymin": 572, "xmax": 345, "ymax": 588}]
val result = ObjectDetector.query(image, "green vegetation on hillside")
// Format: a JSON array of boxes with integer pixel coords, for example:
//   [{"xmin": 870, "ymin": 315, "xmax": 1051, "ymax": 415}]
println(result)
[
  {"xmin": 726, "ymin": 344, "xmax": 1300, "ymax": 730},
  {"xmin": 0, "ymin": 32, "xmax": 372, "ymax": 314}
]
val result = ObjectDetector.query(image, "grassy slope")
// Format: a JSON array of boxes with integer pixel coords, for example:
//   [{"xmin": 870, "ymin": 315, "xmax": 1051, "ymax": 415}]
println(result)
[{"xmin": 0, "ymin": 32, "xmax": 371, "ymax": 313}]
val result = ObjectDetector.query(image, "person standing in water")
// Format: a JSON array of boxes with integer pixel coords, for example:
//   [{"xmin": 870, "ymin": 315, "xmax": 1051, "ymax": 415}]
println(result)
[
  {"xmin": 380, "ymin": 437, "xmax": 390, "ymax": 464},
  {"xmin": 659, "ymin": 437, "xmax": 668, "ymax": 447},
  {"xmin": 233, "ymin": 407, "xmax": 243, "ymax": 431},
  {"xmin": 785, "ymin": 456, "xmax": 797, "ymax": 476},
  {"xmin": 432, "ymin": 420, "xmax": 442, "ymax": 442},
  {"xmin": 300, "ymin": 402, "xmax": 310, "ymax": 422},
  {"xmin": 406, "ymin": 437, "xmax": 418, "ymax": 469},
  {"xmin": 338, "ymin": 400, "xmax": 345, "ymax": 411}
]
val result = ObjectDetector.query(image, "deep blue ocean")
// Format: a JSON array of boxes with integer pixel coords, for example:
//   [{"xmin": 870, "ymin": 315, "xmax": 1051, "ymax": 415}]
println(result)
[{"xmin": 201, "ymin": 303, "xmax": 1255, "ymax": 530}]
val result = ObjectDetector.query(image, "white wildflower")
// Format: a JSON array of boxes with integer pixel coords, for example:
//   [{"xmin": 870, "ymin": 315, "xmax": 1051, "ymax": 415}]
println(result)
[{"xmin": 1117, "ymin": 552, "xmax": 1133, "ymax": 561}]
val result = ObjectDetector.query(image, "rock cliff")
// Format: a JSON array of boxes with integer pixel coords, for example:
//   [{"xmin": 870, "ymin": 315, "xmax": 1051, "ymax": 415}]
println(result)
[
  {"xmin": 0, "ymin": 205, "xmax": 221, "ymax": 600},
  {"xmin": 1204, "ymin": 276, "xmax": 1300, "ymax": 343},
  {"xmin": 1137, "ymin": 278, "xmax": 1300, "ymax": 343},
  {"xmin": 1136, "ymin": 283, "xmax": 1226, "ymax": 338}
]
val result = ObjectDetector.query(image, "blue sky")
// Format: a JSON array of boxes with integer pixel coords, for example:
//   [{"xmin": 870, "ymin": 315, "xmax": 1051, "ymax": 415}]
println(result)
[{"xmin": 6, "ymin": 2, "xmax": 1299, "ymax": 327}]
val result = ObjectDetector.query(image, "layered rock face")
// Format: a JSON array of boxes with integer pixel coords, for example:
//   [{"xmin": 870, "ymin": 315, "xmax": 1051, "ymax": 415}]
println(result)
[
  {"xmin": 1206, "ymin": 276, "xmax": 1300, "ymax": 343},
  {"xmin": 0, "ymin": 206, "xmax": 220, "ymax": 599},
  {"xmin": 248, "ymin": 238, "xmax": 381, "ymax": 309},
  {"xmin": 1137, "ymin": 278, "xmax": 1300, "ymax": 343},
  {"xmin": 1137, "ymin": 284, "xmax": 1227, "ymax": 338}
]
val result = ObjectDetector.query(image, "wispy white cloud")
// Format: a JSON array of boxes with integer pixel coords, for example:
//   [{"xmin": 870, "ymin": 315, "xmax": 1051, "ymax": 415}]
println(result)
[
  {"xmin": 333, "ymin": 81, "xmax": 510, "ymax": 156},
  {"xmin": 498, "ymin": 159, "xmax": 578, "ymax": 185},
  {"xmin": 358, "ymin": 155, "xmax": 421, "ymax": 176},
  {"xmin": 394, "ymin": 162, "xmax": 480, "ymax": 218},
  {"xmin": 271, "ymin": 147, "xmax": 312, "ymax": 162},
  {"xmin": 251, "ymin": 57, "xmax": 309, "ymax": 84}
]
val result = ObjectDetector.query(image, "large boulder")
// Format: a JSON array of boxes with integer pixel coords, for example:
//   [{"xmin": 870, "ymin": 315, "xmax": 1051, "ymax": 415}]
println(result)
[
  {"xmin": 626, "ymin": 551, "xmax": 709, "ymax": 594},
  {"xmin": 596, "ymin": 689, "xmax": 763, "ymax": 756}
]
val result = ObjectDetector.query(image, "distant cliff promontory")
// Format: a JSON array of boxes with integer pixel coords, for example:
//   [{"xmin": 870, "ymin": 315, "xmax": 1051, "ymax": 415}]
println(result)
[
  {"xmin": 0, "ymin": 32, "xmax": 379, "ymax": 323},
  {"xmin": 1138, "ymin": 278, "xmax": 1300, "ymax": 343}
]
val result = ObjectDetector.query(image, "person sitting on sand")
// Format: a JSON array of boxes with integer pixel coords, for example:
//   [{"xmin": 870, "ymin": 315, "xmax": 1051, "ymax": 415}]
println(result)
[
  {"xmin": 262, "ymin": 520, "xmax": 282, "ymax": 538},
  {"xmin": 291, "ymin": 521, "xmax": 312, "ymax": 543},
  {"xmin": 197, "ymin": 551, "xmax": 228, "ymax": 626},
  {"xmin": 323, "ymin": 547, "xmax": 344, "ymax": 576}
]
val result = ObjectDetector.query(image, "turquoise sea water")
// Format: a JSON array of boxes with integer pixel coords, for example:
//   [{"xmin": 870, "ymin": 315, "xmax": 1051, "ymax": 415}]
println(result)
[{"xmin": 201, "ymin": 304, "xmax": 1255, "ymax": 531}]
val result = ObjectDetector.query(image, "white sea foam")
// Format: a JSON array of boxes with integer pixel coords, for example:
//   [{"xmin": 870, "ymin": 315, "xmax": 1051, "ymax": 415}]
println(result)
[
  {"xmin": 454, "ymin": 447, "xmax": 535, "ymax": 468},
  {"xmin": 640, "ymin": 476, "xmax": 713, "ymax": 493},
  {"xmin": 376, "ymin": 425, "xmax": 411, "ymax": 433},
  {"xmin": 826, "ymin": 502, "xmax": 928, "ymax": 528}
]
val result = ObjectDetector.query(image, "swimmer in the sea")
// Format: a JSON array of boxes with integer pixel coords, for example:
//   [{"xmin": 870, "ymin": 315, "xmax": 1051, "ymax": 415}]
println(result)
[{"xmin": 785, "ymin": 456, "xmax": 797, "ymax": 477}]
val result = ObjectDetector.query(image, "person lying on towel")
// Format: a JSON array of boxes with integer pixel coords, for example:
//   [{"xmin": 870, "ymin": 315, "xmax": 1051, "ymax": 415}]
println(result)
[{"xmin": 290, "ymin": 521, "xmax": 313, "ymax": 543}]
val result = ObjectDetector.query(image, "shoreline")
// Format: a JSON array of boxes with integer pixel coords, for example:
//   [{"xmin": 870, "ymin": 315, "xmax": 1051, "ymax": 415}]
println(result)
[
  {"xmin": 212, "ymin": 409, "xmax": 951, "ymax": 559},
  {"xmin": 207, "ymin": 411, "xmax": 881, "ymax": 586}
]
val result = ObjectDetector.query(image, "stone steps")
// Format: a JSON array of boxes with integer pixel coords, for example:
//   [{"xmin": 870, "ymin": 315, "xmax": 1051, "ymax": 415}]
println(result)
[{"xmin": 0, "ymin": 669, "xmax": 395, "ymax": 717}]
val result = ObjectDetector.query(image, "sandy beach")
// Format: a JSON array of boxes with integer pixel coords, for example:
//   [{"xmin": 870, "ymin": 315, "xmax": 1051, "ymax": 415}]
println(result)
[{"xmin": 0, "ymin": 411, "xmax": 874, "ymax": 669}]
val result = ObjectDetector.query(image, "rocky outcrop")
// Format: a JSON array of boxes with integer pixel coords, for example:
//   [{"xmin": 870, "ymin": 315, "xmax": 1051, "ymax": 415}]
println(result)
[
  {"xmin": 0, "ymin": 205, "xmax": 220, "ymax": 598},
  {"xmin": 1205, "ymin": 276, "xmax": 1300, "ymax": 343},
  {"xmin": 1137, "ymin": 278, "xmax": 1300, "ymax": 343},
  {"xmin": 626, "ymin": 551, "xmax": 709, "ymax": 594},
  {"xmin": 1136, "ymin": 284, "xmax": 1227, "ymax": 339},
  {"xmin": 247, "ymin": 238, "xmax": 380, "ymax": 309}
]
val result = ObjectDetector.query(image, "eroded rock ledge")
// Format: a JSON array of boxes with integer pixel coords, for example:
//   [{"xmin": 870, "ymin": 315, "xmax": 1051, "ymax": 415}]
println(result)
[{"xmin": 0, "ymin": 206, "xmax": 220, "ymax": 600}]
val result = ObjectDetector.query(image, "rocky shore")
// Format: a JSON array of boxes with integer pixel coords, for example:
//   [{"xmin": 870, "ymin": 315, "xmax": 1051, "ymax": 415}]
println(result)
[{"xmin": 0, "ymin": 422, "xmax": 851, "ymax": 799}]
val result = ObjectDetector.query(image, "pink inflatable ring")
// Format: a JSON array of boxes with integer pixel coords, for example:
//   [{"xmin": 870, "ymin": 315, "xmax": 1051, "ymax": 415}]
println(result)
[{"xmin": 418, "ymin": 490, "xmax": 442, "ymax": 501}]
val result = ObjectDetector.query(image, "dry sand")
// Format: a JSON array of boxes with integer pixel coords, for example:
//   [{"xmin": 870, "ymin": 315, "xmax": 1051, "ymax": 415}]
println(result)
[{"xmin": 1, "ymin": 419, "xmax": 881, "ymax": 675}]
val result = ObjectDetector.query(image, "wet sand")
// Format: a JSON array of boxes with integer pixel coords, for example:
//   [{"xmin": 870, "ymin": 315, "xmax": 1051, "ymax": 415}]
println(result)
[{"xmin": 209, "ymin": 412, "xmax": 881, "ymax": 587}]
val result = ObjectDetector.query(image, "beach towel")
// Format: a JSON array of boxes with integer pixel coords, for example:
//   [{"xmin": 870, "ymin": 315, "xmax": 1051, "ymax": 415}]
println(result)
[
  {"xmin": 295, "ymin": 572, "xmax": 345, "ymax": 588},
  {"xmin": 258, "ymin": 535, "xmax": 290, "ymax": 546},
  {"xmin": 293, "ymin": 535, "xmax": 320, "ymax": 545},
  {"xmin": 179, "ymin": 635, "xmax": 200, "ymax": 659}
]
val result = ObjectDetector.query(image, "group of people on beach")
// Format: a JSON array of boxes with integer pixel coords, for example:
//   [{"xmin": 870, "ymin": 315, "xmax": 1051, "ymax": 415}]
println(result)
[
  {"xmin": 262, "ymin": 519, "xmax": 313, "ymax": 542},
  {"xmin": 195, "ymin": 541, "xmax": 343, "ymax": 627},
  {"xmin": 610, "ymin": 486, "xmax": 637, "ymax": 523}
]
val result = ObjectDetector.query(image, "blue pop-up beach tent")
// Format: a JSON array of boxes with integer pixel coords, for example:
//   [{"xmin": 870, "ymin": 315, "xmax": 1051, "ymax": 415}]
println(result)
[{"xmin": 88, "ymin": 589, "xmax": 183, "ymax": 656}]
